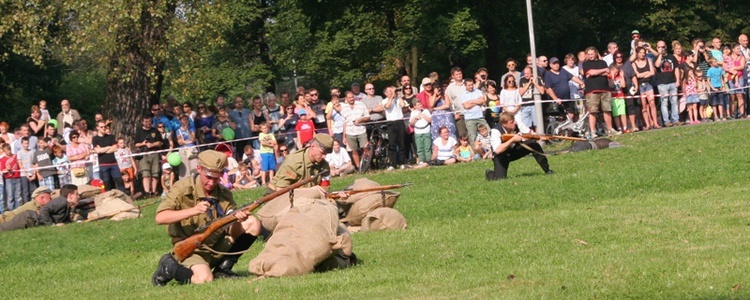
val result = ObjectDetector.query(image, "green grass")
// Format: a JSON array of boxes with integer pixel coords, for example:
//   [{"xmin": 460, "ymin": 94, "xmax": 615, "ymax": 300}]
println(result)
[{"xmin": 3, "ymin": 120, "xmax": 750, "ymax": 299}]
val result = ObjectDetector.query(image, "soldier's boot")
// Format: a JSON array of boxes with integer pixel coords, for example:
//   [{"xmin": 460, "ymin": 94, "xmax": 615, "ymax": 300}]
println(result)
[
  {"xmin": 212, "ymin": 234, "xmax": 257, "ymax": 279},
  {"xmin": 152, "ymin": 253, "xmax": 193, "ymax": 286}
]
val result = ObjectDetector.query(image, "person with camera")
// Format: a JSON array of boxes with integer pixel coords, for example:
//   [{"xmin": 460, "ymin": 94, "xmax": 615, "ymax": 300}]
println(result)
[
  {"xmin": 654, "ymin": 40, "xmax": 682, "ymax": 127},
  {"xmin": 135, "ymin": 116, "xmax": 164, "ymax": 197},
  {"xmin": 382, "ymin": 86, "xmax": 409, "ymax": 170}
]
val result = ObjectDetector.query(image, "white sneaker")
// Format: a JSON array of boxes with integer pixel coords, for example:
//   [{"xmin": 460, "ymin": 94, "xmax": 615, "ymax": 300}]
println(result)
[{"xmin": 387, "ymin": 166, "xmax": 395, "ymax": 171}]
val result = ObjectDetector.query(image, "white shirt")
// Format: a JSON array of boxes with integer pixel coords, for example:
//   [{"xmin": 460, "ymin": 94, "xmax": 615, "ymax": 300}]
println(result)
[
  {"xmin": 381, "ymin": 97, "xmax": 405, "ymax": 120},
  {"xmin": 499, "ymin": 89, "xmax": 521, "ymax": 111},
  {"xmin": 445, "ymin": 80, "xmax": 465, "ymax": 113},
  {"xmin": 241, "ymin": 151, "xmax": 262, "ymax": 166},
  {"xmin": 341, "ymin": 101, "xmax": 369, "ymax": 136},
  {"xmin": 433, "ymin": 136, "xmax": 457, "ymax": 160},
  {"xmin": 325, "ymin": 147, "xmax": 351, "ymax": 169},
  {"xmin": 409, "ymin": 109, "xmax": 431, "ymax": 134}
]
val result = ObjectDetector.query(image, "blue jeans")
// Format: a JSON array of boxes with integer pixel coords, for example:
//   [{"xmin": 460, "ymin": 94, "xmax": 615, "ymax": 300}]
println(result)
[
  {"xmin": 658, "ymin": 82, "xmax": 679, "ymax": 123},
  {"xmin": 4, "ymin": 178, "xmax": 21, "ymax": 211},
  {"xmin": 20, "ymin": 177, "xmax": 37, "ymax": 205},
  {"xmin": 99, "ymin": 164, "xmax": 124, "ymax": 192},
  {"xmin": 517, "ymin": 105, "xmax": 536, "ymax": 133},
  {"xmin": 0, "ymin": 182, "xmax": 4, "ymax": 214}
]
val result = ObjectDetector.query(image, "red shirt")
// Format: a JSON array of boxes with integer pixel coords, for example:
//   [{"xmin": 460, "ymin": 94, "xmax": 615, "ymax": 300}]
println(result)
[
  {"xmin": 416, "ymin": 90, "xmax": 433, "ymax": 109},
  {"xmin": 295, "ymin": 120, "xmax": 316, "ymax": 146},
  {"xmin": 0, "ymin": 155, "xmax": 21, "ymax": 179}
]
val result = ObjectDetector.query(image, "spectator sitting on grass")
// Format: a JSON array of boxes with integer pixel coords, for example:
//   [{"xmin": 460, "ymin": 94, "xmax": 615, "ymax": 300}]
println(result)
[
  {"xmin": 453, "ymin": 136, "xmax": 475, "ymax": 163},
  {"xmin": 431, "ymin": 126, "xmax": 457, "ymax": 165},
  {"xmin": 161, "ymin": 163, "xmax": 174, "ymax": 198},
  {"xmin": 325, "ymin": 140, "xmax": 355, "ymax": 177},
  {"xmin": 233, "ymin": 163, "xmax": 258, "ymax": 190},
  {"xmin": 474, "ymin": 124, "xmax": 492, "ymax": 159}
]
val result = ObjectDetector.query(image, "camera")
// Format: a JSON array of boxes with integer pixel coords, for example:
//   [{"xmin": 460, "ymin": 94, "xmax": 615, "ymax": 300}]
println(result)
[
  {"xmin": 643, "ymin": 43, "xmax": 650, "ymax": 48},
  {"xmin": 481, "ymin": 74, "xmax": 487, "ymax": 80}
]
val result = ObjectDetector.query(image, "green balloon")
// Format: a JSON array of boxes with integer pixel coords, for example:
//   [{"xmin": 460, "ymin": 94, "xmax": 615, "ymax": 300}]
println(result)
[
  {"xmin": 47, "ymin": 119, "xmax": 58, "ymax": 129},
  {"xmin": 167, "ymin": 152, "xmax": 182, "ymax": 167},
  {"xmin": 222, "ymin": 127, "xmax": 235, "ymax": 141}
]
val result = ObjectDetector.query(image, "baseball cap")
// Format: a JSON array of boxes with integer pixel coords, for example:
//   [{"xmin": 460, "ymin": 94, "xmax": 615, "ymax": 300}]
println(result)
[
  {"xmin": 162, "ymin": 163, "xmax": 172, "ymax": 170},
  {"xmin": 421, "ymin": 77, "xmax": 432, "ymax": 85},
  {"xmin": 198, "ymin": 150, "xmax": 226, "ymax": 178},
  {"xmin": 31, "ymin": 186, "xmax": 51, "ymax": 199},
  {"xmin": 549, "ymin": 57, "xmax": 560, "ymax": 64},
  {"xmin": 298, "ymin": 109, "xmax": 307, "ymax": 115},
  {"xmin": 631, "ymin": 30, "xmax": 640, "ymax": 35},
  {"xmin": 351, "ymin": 82, "xmax": 360, "ymax": 88}
]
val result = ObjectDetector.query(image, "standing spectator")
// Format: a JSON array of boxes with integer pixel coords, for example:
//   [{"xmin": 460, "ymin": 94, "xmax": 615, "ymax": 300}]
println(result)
[
  {"xmin": 501, "ymin": 58, "xmax": 522, "ymax": 87},
  {"xmin": 429, "ymin": 83, "xmax": 456, "ymax": 140},
  {"xmin": 655, "ymin": 40, "xmax": 682, "ymax": 127},
  {"xmin": 278, "ymin": 105, "xmax": 299, "ymax": 150},
  {"xmin": 66, "ymin": 130, "xmax": 90, "ymax": 186},
  {"xmin": 258, "ymin": 122, "xmax": 276, "ymax": 186},
  {"xmin": 325, "ymin": 90, "xmax": 345, "ymax": 144},
  {"xmin": 195, "ymin": 102, "xmax": 215, "ymax": 144},
  {"xmin": 156, "ymin": 122, "xmax": 173, "ymax": 151},
  {"xmin": 294, "ymin": 110, "xmax": 315, "ymax": 148},
  {"xmin": 229, "ymin": 96, "xmax": 251, "ymax": 161},
  {"xmin": 32, "ymin": 138, "xmax": 56, "ymax": 191},
  {"xmin": 293, "ymin": 93, "xmax": 316, "ymax": 119},
  {"xmin": 630, "ymin": 30, "xmax": 641, "ymax": 54},
  {"xmin": 52, "ymin": 145, "xmax": 71, "ymax": 187},
  {"xmin": 151, "ymin": 104, "xmax": 171, "ymax": 132},
  {"xmin": 409, "ymin": 100, "xmax": 432, "ymax": 166},
  {"xmin": 27, "ymin": 106, "xmax": 45, "ymax": 137},
  {"xmin": 115, "ymin": 138, "xmax": 137, "ymax": 183},
  {"xmin": 382, "ymin": 86, "xmax": 408, "ymax": 170},
  {"xmin": 683, "ymin": 67, "xmax": 700, "ymax": 124},
  {"xmin": 134, "ymin": 116, "xmax": 164, "ymax": 197},
  {"xmin": 616, "ymin": 51, "xmax": 640, "ymax": 131},
  {"xmin": 583, "ymin": 46, "xmax": 618, "ymax": 136},
  {"xmin": 175, "ymin": 115, "xmax": 197, "ymax": 179},
  {"xmin": 397, "ymin": 75, "xmax": 419, "ymax": 99},
  {"xmin": 484, "ymin": 80, "xmax": 500, "ymax": 128},
  {"xmin": 0, "ymin": 122, "xmax": 15, "ymax": 144},
  {"xmin": 632, "ymin": 46, "xmax": 659, "ymax": 130},
  {"xmin": 325, "ymin": 140, "xmax": 355, "ymax": 177},
  {"xmin": 696, "ymin": 68, "xmax": 711, "ymax": 122},
  {"xmin": 182, "ymin": 102, "xmax": 196, "ymax": 123},
  {"xmin": 211, "ymin": 109, "xmax": 235, "ymax": 143},
  {"xmin": 609, "ymin": 65, "xmax": 629, "ymax": 132},
  {"xmin": 264, "ymin": 93, "xmax": 282, "ymax": 134},
  {"xmin": 351, "ymin": 83, "xmax": 366, "ymax": 102},
  {"xmin": 460, "ymin": 78, "xmax": 489, "ymax": 144},
  {"xmin": 727, "ymin": 43, "xmax": 746, "ymax": 118},
  {"xmin": 14, "ymin": 124, "xmax": 38, "ymax": 154},
  {"xmin": 709, "ymin": 37, "xmax": 724, "ymax": 65},
  {"xmin": 307, "ymin": 89, "xmax": 327, "ymax": 133},
  {"xmin": 603, "ymin": 42, "xmax": 619, "ymax": 66},
  {"xmin": 416, "ymin": 77, "xmax": 435, "ymax": 109},
  {"xmin": 56, "ymin": 99, "xmax": 81, "ymax": 135},
  {"xmin": 341, "ymin": 91, "xmax": 370, "ymax": 170},
  {"xmin": 249, "ymin": 96, "xmax": 269, "ymax": 150},
  {"xmin": 563, "ymin": 54, "xmax": 582, "ymax": 99},
  {"xmin": 45, "ymin": 123, "xmax": 63, "ymax": 148},
  {"xmin": 445, "ymin": 67, "xmax": 467, "ymax": 139},
  {"xmin": 17, "ymin": 137, "xmax": 37, "ymax": 203},
  {"xmin": 279, "ymin": 92, "xmax": 292, "ymax": 107},
  {"xmin": 361, "ymin": 83, "xmax": 385, "ymax": 121},
  {"xmin": 92, "ymin": 121, "xmax": 124, "ymax": 191},
  {"xmin": 400, "ymin": 84, "xmax": 416, "ymax": 163},
  {"xmin": 518, "ymin": 66, "xmax": 546, "ymax": 133},
  {"xmin": 215, "ymin": 95, "xmax": 229, "ymax": 112},
  {"xmin": 707, "ymin": 58, "xmax": 727, "ymax": 120},
  {"xmin": 546, "ymin": 57, "xmax": 585, "ymax": 121},
  {"xmin": 76, "ymin": 119, "xmax": 92, "ymax": 146},
  {"xmin": 1, "ymin": 143, "xmax": 22, "ymax": 210}
]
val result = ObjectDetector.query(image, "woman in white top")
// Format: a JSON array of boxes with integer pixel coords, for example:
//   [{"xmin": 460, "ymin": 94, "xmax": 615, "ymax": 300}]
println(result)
[
  {"xmin": 431, "ymin": 126, "xmax": 457, "ymax": 165},
  {"xmin": 562, "ymin": 53, "xmax": 582, "ymax": 99},
  {"xmin": 499, "ymin": 75, "xmax": 521, "ymax": 115}
]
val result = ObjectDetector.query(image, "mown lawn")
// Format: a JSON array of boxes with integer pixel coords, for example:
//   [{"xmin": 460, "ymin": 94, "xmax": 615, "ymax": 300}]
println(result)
[{"xmin": 2, "ymin": 120, "xmax": 750, "ymax": 299}]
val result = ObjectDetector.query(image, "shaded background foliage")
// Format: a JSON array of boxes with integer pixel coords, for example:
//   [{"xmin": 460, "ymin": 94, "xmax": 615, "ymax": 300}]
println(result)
[{"xmin": 1, "ymin": 0, "xmax": 749, "ymax": 130}]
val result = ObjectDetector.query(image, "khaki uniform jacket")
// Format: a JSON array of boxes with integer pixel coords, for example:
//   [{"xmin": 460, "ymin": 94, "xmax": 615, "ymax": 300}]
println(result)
[
  {"xmin": 269, "ymin": 147, "xmax": 329, "ymax": 190},
  {"xmin": 0, "ymin": 200, "xmax": 39, "ymax": 223},
  {"xmin": 157, "ymin": 175, "xmax": 235, "ymax": 246}
]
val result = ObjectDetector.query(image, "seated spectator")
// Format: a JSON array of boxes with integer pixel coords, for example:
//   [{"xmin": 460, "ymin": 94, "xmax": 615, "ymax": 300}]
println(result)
[
  {"xmin": 325, "ymin": 140, "xmax": 355, "ymax": 177},
  {"xmin": 241, "ymin": 145, "xmax": 262, "ymax": 180},
  {"xmin": 233, "ymin": 163, "xmax": 258, "ymax": 190},
  {"xmin": 431, "ymin": 126, "xmax": 457, "ymax": 165},
  {"xmin": 160, "ymin": 163, "xmax": 174, "ymax": 198},
  {"xmin": 454, "ymin": 136, "xmax": 475, "ymax": 163},
  {"xmin": 122, "ymin": 171, "xmax": 135, "ymax": 197}
]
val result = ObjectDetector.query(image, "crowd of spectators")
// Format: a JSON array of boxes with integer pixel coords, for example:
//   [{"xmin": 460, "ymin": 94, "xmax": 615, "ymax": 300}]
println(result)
[{"xmin": 2, "ymin": 30, "xmax": 750, "ymax": 212}]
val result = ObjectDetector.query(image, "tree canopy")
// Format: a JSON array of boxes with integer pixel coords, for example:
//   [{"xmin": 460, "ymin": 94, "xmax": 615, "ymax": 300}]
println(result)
[{"xmin": 1, "ymin": 0, "xmax": 749, "ymax": 135}]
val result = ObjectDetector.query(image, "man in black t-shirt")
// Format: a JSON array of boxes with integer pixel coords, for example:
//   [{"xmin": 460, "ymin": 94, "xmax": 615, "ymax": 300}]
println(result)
[
  {"xmin": 93, "ymin": 121, "xmax": 124, "ymax": 192},
  {"xmin": 655, "ymin": 40, "xmax": 682, "ymax": 126},
  {"xmin": 582, "ymin": 47, "xmax": 617, "ymax": 137},
  {"xmin": 135, "ymin": 116, "xmax": 164, "ymax": 196}
]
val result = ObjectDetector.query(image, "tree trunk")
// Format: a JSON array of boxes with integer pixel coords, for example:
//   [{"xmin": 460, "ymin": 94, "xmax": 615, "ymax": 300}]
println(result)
[{"xmin": 104, "ymin": 0, "xmax": 175, "ymax": 145}]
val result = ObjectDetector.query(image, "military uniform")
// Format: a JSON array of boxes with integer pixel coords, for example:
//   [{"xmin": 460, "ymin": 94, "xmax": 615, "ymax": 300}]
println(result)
[
  {"xmin": 156, "ymin": 153, "xmax": 235, "ymax": 268},
  {"xmin": 0, "ymin": 200, "xmax": 39, "ymax": 223},
  {"xmin": 0, "ymin": 186, "xmax": 52, "ymax": 231},
  {"xmin": 268, "ymin": 134, "xmax": 334, "ymax": 191}
]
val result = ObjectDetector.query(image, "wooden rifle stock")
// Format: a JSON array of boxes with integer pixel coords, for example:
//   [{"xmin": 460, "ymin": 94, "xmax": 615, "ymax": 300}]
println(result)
[
  {"xmin": 172, "ymin": 174, "xmax": 320, "ymax": 262},
  {"xmin": 326, "ymin": 183, "xmax": 413, "ymax": 200},
  {"xmin": 501, "ymin": 133, "xmax": 587, "ymax": 143}
]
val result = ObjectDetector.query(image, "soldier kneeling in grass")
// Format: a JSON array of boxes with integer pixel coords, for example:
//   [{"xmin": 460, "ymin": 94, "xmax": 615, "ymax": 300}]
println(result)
[{"xmin": 485, "ymin": 112, "xmax": 554, "ymax": 180}]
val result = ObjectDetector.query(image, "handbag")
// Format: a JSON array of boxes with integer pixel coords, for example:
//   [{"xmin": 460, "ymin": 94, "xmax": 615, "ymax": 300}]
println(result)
[{"xmin": 72, "ymin": 167, "xmax": 86, "ymax": 178}]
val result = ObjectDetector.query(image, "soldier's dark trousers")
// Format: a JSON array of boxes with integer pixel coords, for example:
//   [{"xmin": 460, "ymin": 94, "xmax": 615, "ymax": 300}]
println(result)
[
  {"xmin": 0, "ymin": 210, "xmax": 39, "ymax": 232},
  {"xmin": 488, "ymin": 141, "xmax": 549, "ymax": 180}
]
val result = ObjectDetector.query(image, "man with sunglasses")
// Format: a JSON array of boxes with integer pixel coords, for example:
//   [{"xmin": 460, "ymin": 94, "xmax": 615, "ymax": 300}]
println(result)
[
  {"xmin": 545, "ymin": 57, "xmax": 585, "ymax": 119},
  {"xmin": 267, "ymin": 133, "xmax": 334, "ymax": 192},
  {"xmin": 153, "ymin": 150, "xmax": 261, "ymax": 285},
  {"xmin": 501, "ymin": 58, "xmax": 522, "ymax": 87},
  {"xmin": 151, "ymin": 105, "xmax": 171, "ymax": 132}
]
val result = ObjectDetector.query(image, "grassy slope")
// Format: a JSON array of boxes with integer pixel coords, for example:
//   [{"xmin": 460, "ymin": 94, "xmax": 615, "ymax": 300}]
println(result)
[{"xmin": 1, "ymin": 121, "xmax": 749, "ymax": 299}]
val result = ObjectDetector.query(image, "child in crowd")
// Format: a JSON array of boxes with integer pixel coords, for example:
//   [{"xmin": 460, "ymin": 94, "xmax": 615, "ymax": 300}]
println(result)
[
  {"xmin": 707, "ymin": 58, "xmax": 726, "ymax": 120},
  {"xmin": 258, "ymin": 122, "xmax": 276, "ymax": 186},
  {"xmin": 696, "ymin": 68, "xmax": 710, "ymax": 122},
  {"xmin": 1, "ymin": 143, "xmax": 22, "ymax": 210},
  {"xmin": 52, "ymin": 145, "xmax": 71, "ymax": 186},
  {"xmin": 161, "ymin": 163, "xmax": 174, "ymax": 198},
  {"xmin": 609, "ymin": 65, "xmax": 629, "ymax": 132},
  {"xmin": 62, "ymin": 122, "xmax": 73, "ymax": 144},
  {"xmin": 409, "ymin": 100, "xmax": 432, "ymax": 166},
  {"xmin": 39, "ymin": 100, "xmax": 51, "ymax": 122},
  {"xmin": 474, "ymin": 124, "xmax": 493, "ymax": 159},
  {"xmin": 454, "ymin": 136, "xmax": 475, "ymax": 163},
  {"xmin": 684, "ymin": 68, "xmax": 700, "ymax": 124},
  {"xmin": 122, "ymin": 170, "xmax": 135, "ymax": 196},
  {"xmin": 114, "ymin": 138, "xmax": 137, "ymax": 181},
  {"xmin": 295, "ymin": 109, "xmax": 315, "ymax": 148},
  {"xmin": 233, "ymin": 163, "xmax": 257, "ymax": 190},
  {"xmin": 32, "ymin": 138, "xmax": 56, "ymax": 191},
  {"xmin": 220, "ymin": 168, "xmax": 233, "ymax": 190}
]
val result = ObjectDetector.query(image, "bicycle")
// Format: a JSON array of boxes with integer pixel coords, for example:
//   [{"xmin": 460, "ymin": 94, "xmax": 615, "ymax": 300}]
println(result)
[{"xmin": 359, "ymin": 124, "xmax": 390, "ymax": 173}]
